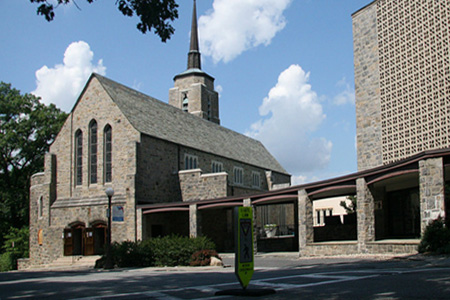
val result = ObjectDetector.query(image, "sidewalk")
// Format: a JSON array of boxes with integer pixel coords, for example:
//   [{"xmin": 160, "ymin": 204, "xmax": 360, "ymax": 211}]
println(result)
[{"xmin": 10, "ymin": 252, "xmax": 450, "ymax": 273}]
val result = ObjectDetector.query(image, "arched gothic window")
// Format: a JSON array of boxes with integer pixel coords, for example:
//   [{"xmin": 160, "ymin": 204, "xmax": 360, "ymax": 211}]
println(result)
[
  {"xmin": 75, "ymin": 129, "xmax": 83, "ymax": 186},
  {"xmin": 89, "ymin": 120, "xmax": 98, "ymax": 184},
  {"xmin": 104, "ymin": 125, "xmax": 112, "ymax": 183}
]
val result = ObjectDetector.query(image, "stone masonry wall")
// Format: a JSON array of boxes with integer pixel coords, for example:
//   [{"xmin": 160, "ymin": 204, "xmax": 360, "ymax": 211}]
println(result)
[
  {"xmin": 353, "ymin": 1, "xmax": 383, "ymax": 171},
  {"xmin": 29, "ymin": 77, "xmax": 140, "ymax": 267},
  {"xmin": 49, "ymin": 76, "xmax": 139, "ymax": 244},
  {"xmin": 135, "ymin": 135, "xmax": 182, "ymax": 204},
  {"xmin": 50, "ymin": 76, "xmax": 140, "ymax": 201},
  {"xmin": 419, "ymin": 157, "xmax": 446, "ymax": 232},
  {"xmin": 179, "ymin": 169, "xmax": 228, "ymax": 201},
  {"xmin": 168, "ymin": 73, "xmax": 220, "ymax": 124},
  {"xmin": 29, "ymin": 154, "xmax": 61, "ymax": 267},
  {"xmin": 356, "ymin": 178, "xmax": 375, "ymax": 253},
  {"xmin": 178, "ymin": 146, "xmax": 284, "ymax": 194},
  {"xmin": 298, "ymin": 190, "xmax": 313, "ymax": 257},
  {"xmin": 266, "ymin": 171, "xmax": 292, "ymax": 191}
]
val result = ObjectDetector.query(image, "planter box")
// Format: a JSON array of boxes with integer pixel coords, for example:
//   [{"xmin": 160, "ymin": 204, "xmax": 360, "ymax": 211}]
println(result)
[{"xmin": 265, "ymin": 227, "xmax": 277, "ymax": 237}]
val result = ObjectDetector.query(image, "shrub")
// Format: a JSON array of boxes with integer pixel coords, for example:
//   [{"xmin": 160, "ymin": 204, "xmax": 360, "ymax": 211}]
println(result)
[
  {"xmin": 146, "ymin": 235, "xmax": 216, "ymax": 267},
  {"xmin": 0, "ymin": 252, "xmax": 15, "ymax": 272},
  {"xmin": 0, "ymin": 227, "xmax": 29, "ymax": 272},
  {"xmin": 111, "ymin": 240, "xmax": 154, "ymax": 268},
  {"xmin": 418, "ymin": 217, "xmax": 450, "ymax": 254},
  {"xmin": 190, "ymin": 249, "xmax": 220, "ymax": 266},
  {"xmin": 2, "ymin": 227, "xmax": 29, "ymax": 258},
  {"xmin": 98, "ymin": 235, "xmax": 216, "ymax": 269}
]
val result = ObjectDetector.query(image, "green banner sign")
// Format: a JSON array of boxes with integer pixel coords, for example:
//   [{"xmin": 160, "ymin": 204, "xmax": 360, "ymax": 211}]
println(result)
[{"xmin": 235, "ymin": 207, "xmax": 254, "ymax": 289}]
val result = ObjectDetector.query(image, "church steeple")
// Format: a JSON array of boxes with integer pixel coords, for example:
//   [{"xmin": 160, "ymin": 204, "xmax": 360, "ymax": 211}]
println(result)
[
  {"xmin": 188, "ymin": 0, "xmax": 201, "ymax": 70},
  {"xmin": 169, "ymin": 0, "xmax": 220, "ymax": 125}
]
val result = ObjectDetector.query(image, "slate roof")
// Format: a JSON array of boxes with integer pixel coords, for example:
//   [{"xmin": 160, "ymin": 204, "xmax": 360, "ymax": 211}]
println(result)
[{"xmin": 93, "ymin": 73, "xmax": 288, "ymax": 175}]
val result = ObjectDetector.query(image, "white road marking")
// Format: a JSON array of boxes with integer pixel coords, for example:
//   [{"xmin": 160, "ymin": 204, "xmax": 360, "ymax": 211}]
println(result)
[{"xmin": 64, "ymin": 266, "xmax": 450, "ymax": 300}]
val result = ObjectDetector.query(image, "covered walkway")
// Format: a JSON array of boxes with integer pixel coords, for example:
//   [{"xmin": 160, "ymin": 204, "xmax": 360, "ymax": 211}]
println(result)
[{"xmin": 137, "ymin": 148, "xmax": 450, "ymax": 256}]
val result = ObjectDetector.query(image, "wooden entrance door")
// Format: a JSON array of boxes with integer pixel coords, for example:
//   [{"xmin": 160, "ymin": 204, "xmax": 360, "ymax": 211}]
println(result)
[
  {"xmin": 93, "ymin": 225, "xmax": 106, "ymax": 255},
  {"xmin": 64, "ymin": 224, "xmax": 86, "ymax": 256},
  {"xmin": 63, "ymin": 228, "xmax": 73, "ymax": 256},
  {"xmin": 84, "ymin": 228, "xmax": 95, "ymax": 255}
]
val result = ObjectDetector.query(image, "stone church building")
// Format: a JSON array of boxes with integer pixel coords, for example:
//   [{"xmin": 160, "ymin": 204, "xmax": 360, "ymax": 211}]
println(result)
[
  {"xmin": 28, "ymin": 2, "xmax": 290, "ymax": 266},
  {"xmin": 28, "ymin": 0, "xmax": 450, "ymax": 266}
]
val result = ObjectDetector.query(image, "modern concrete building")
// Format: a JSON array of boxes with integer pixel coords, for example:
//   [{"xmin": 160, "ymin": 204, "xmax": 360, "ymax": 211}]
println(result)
[{"xmin": 354, "ymin": 0, "xmax": 450, "ymax": 171}]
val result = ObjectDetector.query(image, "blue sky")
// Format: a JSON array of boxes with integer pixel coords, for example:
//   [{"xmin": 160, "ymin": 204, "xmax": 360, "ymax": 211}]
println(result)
[{"xmin": 0, "ymin": 0, "xmax": 371, "ymax": 185}]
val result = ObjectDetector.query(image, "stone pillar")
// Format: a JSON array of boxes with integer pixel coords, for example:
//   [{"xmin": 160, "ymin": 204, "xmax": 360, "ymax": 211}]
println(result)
[
  {"xmin": 298, "ymin": 190, "xmax": 313, "ymax": 256},
  {"xmin": 136, "ymin": 208, "xmax": 143, "ymax": 241},
  {"xmin": 189, "ymin": 204, "xmax": 201, "ymax": 238},
  {"xmin": 419, "ymin": 157, "xmax": 445, "ymax": 233},
  {"xmin": 356, "ymin": 178, "xmax": 375, "ymax": 253}
]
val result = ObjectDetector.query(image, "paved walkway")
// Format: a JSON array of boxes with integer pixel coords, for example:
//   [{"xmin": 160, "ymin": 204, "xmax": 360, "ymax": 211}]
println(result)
[{"xmin": 12, "ymin": 252, "xmax": 450, "ymax": 273}]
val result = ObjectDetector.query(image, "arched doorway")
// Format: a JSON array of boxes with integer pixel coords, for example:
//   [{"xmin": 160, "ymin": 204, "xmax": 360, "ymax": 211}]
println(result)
[
  {"xmin": 91, "ymin": 221, "xmax": 107, "ymax": 255},
  {"xmin": 64, "ymin": 222, "xmax": 86, "ymax": 256},
  {"xmin": 64, "ymin": 221, "xmax": 106, "ymax": 256}
]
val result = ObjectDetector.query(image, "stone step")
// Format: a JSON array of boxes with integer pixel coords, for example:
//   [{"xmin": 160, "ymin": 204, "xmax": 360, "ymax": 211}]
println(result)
[{"xmin": 42, "ymin": 255, "xmax": 101, "ymax": 269}]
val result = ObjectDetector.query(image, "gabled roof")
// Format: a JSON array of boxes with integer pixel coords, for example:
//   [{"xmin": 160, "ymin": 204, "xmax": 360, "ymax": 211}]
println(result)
[{"xmin": 93, "ymin": 73, "xmax": 288, "ymax": 175}]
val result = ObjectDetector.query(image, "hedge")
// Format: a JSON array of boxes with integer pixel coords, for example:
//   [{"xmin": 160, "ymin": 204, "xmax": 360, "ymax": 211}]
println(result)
[{"xmin": 97, "ymin": 235, "xmax": 217, "ymax": 269}]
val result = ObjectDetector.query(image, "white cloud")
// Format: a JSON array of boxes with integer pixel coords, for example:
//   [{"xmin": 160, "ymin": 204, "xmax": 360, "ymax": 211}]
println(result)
[
  {"xmin": 32, "ymin": 41, "xmax": 106, "ymax": 112},
  {"xmin": 291, "ymin": 175, "xmax": 308, "ymax": 186},
  {"xmin": 247, "ymin": 64, "xmax": 332, "ymax": 175},
  {"xmin": 216, "ymin": 85, "xmax": 223, "ymax": 97},
  {"xmin": 198, "ymin": 0, "xmax": 292, "ymax": 63},
  {"xmin": 333, "ymin": 77, "xmax": 355, "ymax": 105}
]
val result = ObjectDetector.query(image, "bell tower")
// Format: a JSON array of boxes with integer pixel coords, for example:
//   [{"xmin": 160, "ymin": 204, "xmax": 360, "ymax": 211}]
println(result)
[{"xmin": 169, "ymin": 0, "xmax": 220, "ymax": 124}]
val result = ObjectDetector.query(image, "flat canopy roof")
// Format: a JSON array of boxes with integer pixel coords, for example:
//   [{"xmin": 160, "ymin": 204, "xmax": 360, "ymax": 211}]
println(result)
[{"xmin": 138, "ymin": 147, "xmax": 450, "ymax": 213}]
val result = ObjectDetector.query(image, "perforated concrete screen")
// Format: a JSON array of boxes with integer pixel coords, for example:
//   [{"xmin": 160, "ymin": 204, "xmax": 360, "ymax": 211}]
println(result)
[
  {"xmin": 354, "ymin": 0, "xmax": 450, "ymax": 170},
  {"xmin": 377, "ymin": 0, "xmax": 450, "ymax": 163}
]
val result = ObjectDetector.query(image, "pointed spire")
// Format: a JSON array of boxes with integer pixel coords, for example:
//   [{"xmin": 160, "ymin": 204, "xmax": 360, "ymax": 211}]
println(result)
[{"xmin": 188, "ymin": 0, "xmax": 201, "ymax": 70}]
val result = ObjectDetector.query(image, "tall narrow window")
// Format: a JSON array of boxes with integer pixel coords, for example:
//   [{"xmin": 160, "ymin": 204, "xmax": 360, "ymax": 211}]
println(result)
[
  {"xmin": 182, "ymin": 92, "xmax": 189, "ymax": 112},
  {"xmin": 184, "ymin": 154, "xmax": 198, "ymax": 170},
  {"xmin": 38, "ymin": 196, "xmax": 43, "ymax": 219},
  {"xmin": 75, "ymin": 129, "xmax": 83, "ymax": 186},
  {"xmin": 207, "ymin": 96, "xmax": 211, "ymax": 120},
  {"xmin": 89, "ymin": 120, "xmax": 98, "ymax": 184},
  {"xmin": 211, "ymin": 161, "xmax": 223, "ymax": 173},
  {"xmin": 233, "ymin": 167, "xmax": 243, "ymax": 185},
  {"xmin": 104, "ymin": 125, "xmax": 112, "ymax": 183},
  {"xmin": 252, "ymin": 171, "xmax": 261, "ymax": 188}
]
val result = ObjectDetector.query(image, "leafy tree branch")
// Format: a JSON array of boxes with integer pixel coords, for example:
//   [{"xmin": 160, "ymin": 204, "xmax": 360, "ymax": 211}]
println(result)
[
  {"xmin": 29, "ymin": 0, "xmax": 179, "ymax": 42},
  {"xmin": 0, "ymin": 82, "xmax": 67, "ymax": 248}
]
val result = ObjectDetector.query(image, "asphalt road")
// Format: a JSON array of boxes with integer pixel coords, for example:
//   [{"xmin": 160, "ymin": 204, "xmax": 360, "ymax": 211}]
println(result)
[{"xmin": 1, "ymin": 254, "xmax": 450, "ymax": 299}]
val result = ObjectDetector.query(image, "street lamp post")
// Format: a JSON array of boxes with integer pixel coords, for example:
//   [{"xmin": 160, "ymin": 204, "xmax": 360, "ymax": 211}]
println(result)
[{"xmin": 104, "ymin": 187, "xmax": 114, "ymax": 269}]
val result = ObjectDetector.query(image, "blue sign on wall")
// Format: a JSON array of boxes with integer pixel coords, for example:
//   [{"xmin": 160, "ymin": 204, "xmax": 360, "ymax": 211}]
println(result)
[{"xmin": 112, "ymin": 206, "xmax": 124, "ymax": 222}]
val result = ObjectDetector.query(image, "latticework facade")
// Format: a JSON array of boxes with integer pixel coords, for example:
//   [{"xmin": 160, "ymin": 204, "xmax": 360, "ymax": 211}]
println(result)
[
  {"xmin": 353, "ymin": 0, "xmax": 450, "ymax": 170},
  {"xmin": 378, "ymin": 0, "xmax": 450, "ymax": 163}
]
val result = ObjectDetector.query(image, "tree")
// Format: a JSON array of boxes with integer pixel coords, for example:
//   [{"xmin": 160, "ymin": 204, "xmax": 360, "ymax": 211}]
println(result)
[
  {"xmin": 29, "ymin": 0, "xmax": 179, "ymax": 42},
  {"xmin": 0, "ymin": 82, "xmax": 67, "ymax": 247},
  {"xmin": 0, "ymin": 227, "xmax": 29, "ymax": 271},
  {"xmin": 340, "ymin": 195, "xmax": 357, "ymax": 214}
]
